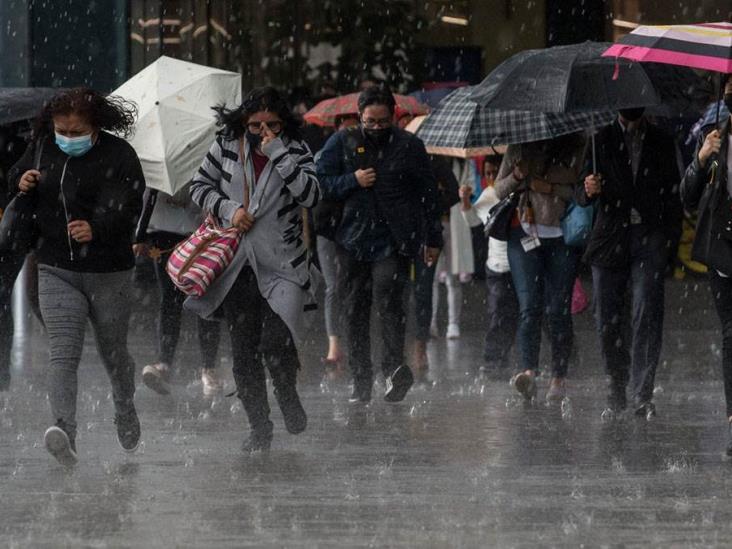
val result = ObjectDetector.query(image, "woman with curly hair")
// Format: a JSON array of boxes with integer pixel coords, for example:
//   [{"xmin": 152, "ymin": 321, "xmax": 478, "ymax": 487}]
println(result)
[
  {"xmin": 187, "ymin": 86, "xmax": 320, "ymax": 453},
  {"xmin": 8, "ymin": 87, "xmax": 145, "ymax": 466}
]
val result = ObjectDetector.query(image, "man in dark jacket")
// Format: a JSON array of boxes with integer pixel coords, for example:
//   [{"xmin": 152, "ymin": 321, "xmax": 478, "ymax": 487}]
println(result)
[
  {"xmin": 316, "ymin": 86, "xmax": 442, "ymax": 404},
  {"xmin": 578, "ymin": 109, "xmax": 683, "ymax": 419}
]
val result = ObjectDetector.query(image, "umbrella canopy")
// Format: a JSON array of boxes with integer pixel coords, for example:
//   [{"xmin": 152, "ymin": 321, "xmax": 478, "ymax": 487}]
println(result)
[
  {"xmin": 0, "ymin": 87, "xmax": 63, "ymax": 126},
  {"xmin": 415, "ymin": 87, "xmax": 615, "ymax": 156},
  {"xmin": 304, "ymin": 92, "xmax": 429, "ymax": 127},
  {"xmin": 603, "ymin": 22, "xmax": 732, "ymax": 74},
  {"xmin": 112, "ymin": 56, "xmax": 241, "ymax": 195},
  {"xmin": 470, "ymin": 41, "xmax": 700, "ymax": 114}
]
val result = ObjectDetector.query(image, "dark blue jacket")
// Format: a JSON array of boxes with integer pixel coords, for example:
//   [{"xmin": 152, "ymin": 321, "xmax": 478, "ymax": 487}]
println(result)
[{"xmin": 316, "ymin": 127, "xmax": 443, "ymax": 261}]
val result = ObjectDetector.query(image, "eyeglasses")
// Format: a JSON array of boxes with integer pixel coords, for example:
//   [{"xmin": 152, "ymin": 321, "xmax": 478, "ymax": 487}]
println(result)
[
  {"xmin": 361, "ymin": 117, "xmax": 392, "ymax": 129},
  {"xmin": 246, "ymin": 121, "xmax": 283, "ymax": 134}
]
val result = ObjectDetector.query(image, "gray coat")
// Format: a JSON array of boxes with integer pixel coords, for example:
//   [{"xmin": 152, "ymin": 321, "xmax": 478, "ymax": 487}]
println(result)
[{"xmin": 184, "ymin": 134, "xmax": 321, "ymax": 344}]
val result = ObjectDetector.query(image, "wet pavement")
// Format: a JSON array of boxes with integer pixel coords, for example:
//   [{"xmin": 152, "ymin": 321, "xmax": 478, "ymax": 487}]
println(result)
[{"xmin": 2, "ymin": 275, "xmax": 732, "ymax": 547}]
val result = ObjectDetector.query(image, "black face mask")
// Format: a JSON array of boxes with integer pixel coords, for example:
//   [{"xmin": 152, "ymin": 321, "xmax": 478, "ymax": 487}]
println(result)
[
  {"xmin": 618, "ymin": 107, "xmax": 645, "ymax": 122},
  {"xmin": 245, "ymin": 131, "xmax": 262, "ymax": 150},
  {"xmin": 724, "ymin": 93, "xmax": 732, "ymax": 113},
  {"xmin": 364, "ymin": 127, "xmax": 392, "ymax": 146}
]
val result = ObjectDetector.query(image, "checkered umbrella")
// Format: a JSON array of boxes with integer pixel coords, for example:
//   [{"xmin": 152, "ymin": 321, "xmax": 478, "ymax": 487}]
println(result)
[{"xmin": 416, "ymin": 87, "xmax": 615, "ymax": 155}]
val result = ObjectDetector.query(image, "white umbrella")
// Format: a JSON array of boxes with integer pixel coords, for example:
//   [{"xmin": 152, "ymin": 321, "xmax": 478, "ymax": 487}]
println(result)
[{"xmin": 112, "ymin": 56, "xmax": 241, "ymax": 195}]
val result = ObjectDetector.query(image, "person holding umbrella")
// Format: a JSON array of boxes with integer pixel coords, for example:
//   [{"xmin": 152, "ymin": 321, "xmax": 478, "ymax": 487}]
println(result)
[
  {"xmin": 133, "ymin": 188, "xmax": 223, "ymax": 397},
  {"xmin": 495, "ymin": 133, "xmax": 585, "ymax": 403},
  {"xmin": 8, "ymin": 88, "xmax": 145, "ymax": 466},
  {"xmin": 316, "ymin": 85, "xmax": 442, "ymax": 404},
  {"xmin": 579, "ymin": 108, "xmax": 683, "ymax": 420},
  {"xmin": 681, "ymin": 76, "xmax": 732, "ymax": 455}
]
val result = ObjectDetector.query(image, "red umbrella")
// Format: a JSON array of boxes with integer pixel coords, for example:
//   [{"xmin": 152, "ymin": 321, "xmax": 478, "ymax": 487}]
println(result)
[{"xmin": 304, "ymin": 92, "xmax": 429, "ymax": 127}]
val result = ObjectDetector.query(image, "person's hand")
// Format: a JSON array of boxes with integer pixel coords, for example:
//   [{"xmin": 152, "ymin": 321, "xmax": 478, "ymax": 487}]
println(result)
[
  {"xmin": 423, "ymin": 246, "xmax": 440, "ymax": 267},
  {"xmin": 232, "ymin": 207, "xmax": 256, "ymax": 233},
  {"xmin": 132, "ymin": 243, "xmax": 149, "ymax": 257},
  {"xmin": 260, "ymin": 123, "xmax": 277, "ymax": 149},
  {"xmin": 355, "ymin": 168, "xmax": 376, "ymax": 188},
  {"xmin": 698, "ymin": 129, "xmax": 721, "ymax": 168},
  {"xmin": 68, "ymin": 220, "xmax": 92, "ymax": 243},
  {"xmin": 529, "ymin": 177, "xmax": 552, "ymax": 194},
  {"xmin": 18, "ymin": 169, "xmax": 40, "ymax": 193},
  {"xmin": 513, "ymin": 160, "xmax": 528, "ymax": 180},
  {"xmin": 458, "ymin": 185, "xmax": 472, "ymax": 211},
  {"xmin": 584, "ymin": 174, "xmax": 602, "ymax": 198}
]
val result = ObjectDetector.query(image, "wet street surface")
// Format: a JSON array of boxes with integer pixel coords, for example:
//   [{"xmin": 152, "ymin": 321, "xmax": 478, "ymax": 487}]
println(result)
[{"xmin": 2, "ymin": 276, "xmax": 732, "ymax": 547}]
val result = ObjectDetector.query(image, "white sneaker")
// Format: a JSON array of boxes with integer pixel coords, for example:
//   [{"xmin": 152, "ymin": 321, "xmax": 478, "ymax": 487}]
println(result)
[
  {"xmin": 201, "ymin": 368, "xmax": 223, "ymax": 396},
  {"xmin": 142, "ymin": 362, "xmax": 171, "ymax": 395},
  {"xmin": 44, "ymin": 426, "xmax": 77, "ymax": 467},
  {"xmin": 446, "ymin": 323, "xmax": 461, "ymax": 339}
]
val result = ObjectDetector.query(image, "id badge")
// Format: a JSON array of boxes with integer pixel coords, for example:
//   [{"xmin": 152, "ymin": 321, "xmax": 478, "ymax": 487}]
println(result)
[{"xmin": 520, "ymin": 235, "xmax": 541, "ymax": 252}]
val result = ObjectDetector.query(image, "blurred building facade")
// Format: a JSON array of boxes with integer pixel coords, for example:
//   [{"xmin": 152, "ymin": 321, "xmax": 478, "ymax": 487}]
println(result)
[{"xmin": 0, "ymin": 0, "xmax": 729, "ymax": 94}]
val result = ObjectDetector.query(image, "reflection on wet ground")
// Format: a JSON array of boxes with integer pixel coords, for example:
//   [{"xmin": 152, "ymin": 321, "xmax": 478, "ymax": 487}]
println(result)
[{"xmin": 2, "ymin": 278, "xmax": 731, "ymax": 547}]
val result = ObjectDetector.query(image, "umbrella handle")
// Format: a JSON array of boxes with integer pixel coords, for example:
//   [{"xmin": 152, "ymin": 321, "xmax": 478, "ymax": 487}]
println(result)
[{"xmin": 716, "ymin": 72, "xmax": 724, "ymax": 130}]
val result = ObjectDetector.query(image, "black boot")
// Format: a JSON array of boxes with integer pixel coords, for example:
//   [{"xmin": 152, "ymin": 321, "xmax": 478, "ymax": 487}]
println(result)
[
  {"xmin": 238, "ymin": 389, "xmax": 273, "ymax": 453},
  {"xmin": 273, "ymin": 372, "xmax": 307, "ymax": 435}
]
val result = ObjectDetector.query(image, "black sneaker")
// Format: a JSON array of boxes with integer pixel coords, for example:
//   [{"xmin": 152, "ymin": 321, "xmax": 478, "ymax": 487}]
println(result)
[
  {"xmin": 242, "ymin": 431, "xmax": 272, "ymax": 453},
  {"xmin": 114, "ymin": 409, "xmax": 141, "ymax": 453},
  {"xmin": 348, "ymin": 381, "xmax": 372, "ymax": 404},
  {"xmin": 384, "ymin": 365, "xmax": 414, "ymax": 403},
  {"xmin": 274, "ymin": 386, "xmax": 307, "ymax": 434},
  {"xmin": 727, "ymin": 422, "xmax": 732, "ymax": 458},
  {"xmin": 44, "ymin": 423, "xmax": 78, "ymax": 467}
]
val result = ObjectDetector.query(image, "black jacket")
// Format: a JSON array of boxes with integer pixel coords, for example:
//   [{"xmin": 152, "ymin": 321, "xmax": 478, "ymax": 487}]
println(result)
[
  {"xmin": 8, "ymin": 131, "xmax": 145, "ymax": 272},
  {"xmin": 316, "ymin": 127, "xmax": 443, "ymax": 260},
  {"xmin": 577, "ymin": 120, "xmax": 683, "ymax": 268},
  {"xmin": 680, "ymin": 120, "xmax": 731, "ymax": 272}
]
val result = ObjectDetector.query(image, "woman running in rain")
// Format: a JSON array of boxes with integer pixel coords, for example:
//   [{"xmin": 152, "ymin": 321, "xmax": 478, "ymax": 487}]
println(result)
[
  {"xmin": 682, "ymin": 77, "xmax": 732, "ymax": 456},
  {"xmin": 9, "ymin": 88, "xmax": 145, "ymax": 466},
  {"xmin": 187, "ymin": 87, "xmax": 320, "ymax": 453}
]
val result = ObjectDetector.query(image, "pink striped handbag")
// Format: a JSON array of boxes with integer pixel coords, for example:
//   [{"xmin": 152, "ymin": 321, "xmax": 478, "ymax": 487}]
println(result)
[
  {"xmin": 166, "ymin": 217, "xmax": 242, "ymax": 297},
  {"xmin": 166, "ymin": 138, "xmax": 247, "ymax": 297}
]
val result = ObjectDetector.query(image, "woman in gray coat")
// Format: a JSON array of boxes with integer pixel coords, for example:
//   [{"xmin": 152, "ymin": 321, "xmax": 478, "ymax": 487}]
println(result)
[{"xmin": 188, "ymin": 87, "xmax": 320, "ymax": 452}]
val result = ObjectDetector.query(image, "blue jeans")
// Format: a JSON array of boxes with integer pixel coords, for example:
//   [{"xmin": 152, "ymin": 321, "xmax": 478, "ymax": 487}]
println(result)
[{"xmin": 507, "ymin": 228, "xmax": 579, "ymax": 377}]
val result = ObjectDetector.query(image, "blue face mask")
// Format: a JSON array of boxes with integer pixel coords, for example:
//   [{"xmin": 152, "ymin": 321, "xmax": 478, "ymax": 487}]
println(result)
[{"xmin": 55, "ymin": 133, "xmax": 94, "ymax": 157}]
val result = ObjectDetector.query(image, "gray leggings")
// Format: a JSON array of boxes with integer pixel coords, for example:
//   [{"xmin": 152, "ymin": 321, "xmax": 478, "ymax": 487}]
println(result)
[
  {"xmin": 38, "ymin": 265, "xmax": 136, "ymax": 438},
  {"xmin": 316, "ymin": 236, "xmax": 341, "ymax": 338}
]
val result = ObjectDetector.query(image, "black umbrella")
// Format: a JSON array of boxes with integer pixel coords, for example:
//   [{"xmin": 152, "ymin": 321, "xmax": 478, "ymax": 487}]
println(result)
[
  {"xmin": 0, "ymin": 87, "xmax": 63, "ymax": 126},
  {"xmin": 470, "ymin": 42, "xmax": 704, "ymax": 170},
  {"xmin": 470, "ymin": 41, "xmax": 701, "ymax": 114}
]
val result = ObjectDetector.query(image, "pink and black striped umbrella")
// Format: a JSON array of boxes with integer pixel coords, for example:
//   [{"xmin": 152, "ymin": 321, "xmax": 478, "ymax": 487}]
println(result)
[{"xmin": 603, "ymin": 22, "xmax": 732, "ymax": 74}]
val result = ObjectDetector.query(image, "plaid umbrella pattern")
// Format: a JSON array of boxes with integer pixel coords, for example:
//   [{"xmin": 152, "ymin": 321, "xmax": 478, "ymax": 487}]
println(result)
[
  {"xmin": 304, "ymin": 92, "xmax": 429, "ymax": 127},
  {"xmin": 415, "ymin": 87, "xmax": 615, "ymax": 155}
]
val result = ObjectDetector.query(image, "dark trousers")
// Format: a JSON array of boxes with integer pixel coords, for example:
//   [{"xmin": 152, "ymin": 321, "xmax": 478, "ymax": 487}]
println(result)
[
  {"xmin": 507, "ymin": 228, "xmax": 579, "ymax": 377},
  {"xmin": 154, "ymin": 251, "xmax": 220, "ymax": 369},
  {"xmin": 338, "ymin": 249, "xmax": 410, "ymax": 383},
  {"xmin": 591, "ymin": 227, "xmax": 667, "ymax": 405},
  {"xmin": 0, "ymin": 252, "xmax": 25, "ymax": 389},
  {"xmin": 222, "ymin": 267, "xmax": 300, "ymax": 436},
  {"xmin": 413, "ymin": 257, "xmax": 436, "ymax": 342},
  {"xmin": 483, "ymin": 267, "xmax": 518, "ymax": 368},
  {"xmin": 709, "ymin": 271, "xmax": 732, "ymax": 418}
]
